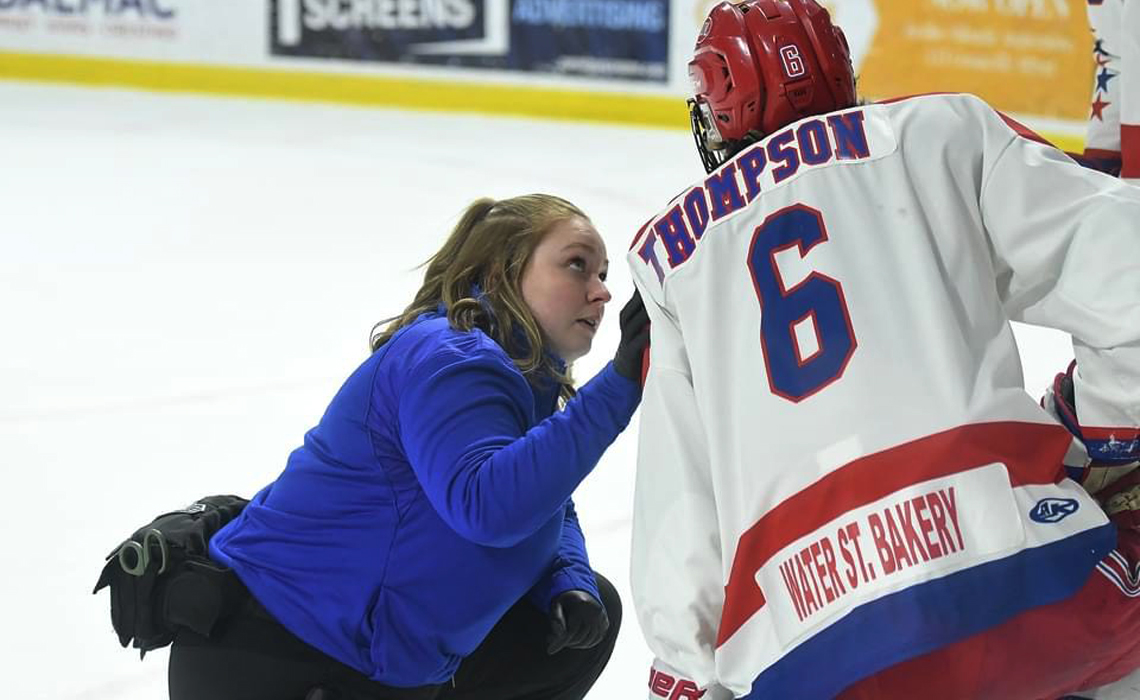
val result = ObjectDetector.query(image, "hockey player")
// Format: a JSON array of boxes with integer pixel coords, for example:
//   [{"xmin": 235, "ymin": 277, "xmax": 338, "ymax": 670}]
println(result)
[
  {"xmin": 1083, "ymin": 0, "xmax": 1139, "ymax": 183},
  {"xmin": 627, "ymin": 2, "xmax": 1140, "ymax": 698}
]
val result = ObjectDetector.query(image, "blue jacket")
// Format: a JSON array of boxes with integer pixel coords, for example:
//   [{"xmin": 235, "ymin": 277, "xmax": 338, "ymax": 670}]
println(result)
[{"xmin": 209, "ymin": 310, "xmax": 640, "ymax": 686}]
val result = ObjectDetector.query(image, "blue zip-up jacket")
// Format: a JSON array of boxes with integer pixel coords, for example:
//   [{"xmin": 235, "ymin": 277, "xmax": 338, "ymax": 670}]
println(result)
[{"xmin": 209, "ymin": 309, "xmax": 640, "ymax": 686}]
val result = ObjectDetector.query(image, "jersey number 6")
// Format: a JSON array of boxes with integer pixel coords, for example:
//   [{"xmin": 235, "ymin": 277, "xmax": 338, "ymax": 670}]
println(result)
[{"xmin": 747, "ymin": 204, "xmax": 857, "ymax": 402}]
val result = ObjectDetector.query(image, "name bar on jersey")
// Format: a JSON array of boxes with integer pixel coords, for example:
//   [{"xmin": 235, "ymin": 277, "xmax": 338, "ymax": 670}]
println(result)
[
  {"xmin": 636, "ymin": 109, "xmax": 872, "ymax": 283},
  {"xmin": 777, "ymin": 485, "xmax": 965, "ymax": 626}
]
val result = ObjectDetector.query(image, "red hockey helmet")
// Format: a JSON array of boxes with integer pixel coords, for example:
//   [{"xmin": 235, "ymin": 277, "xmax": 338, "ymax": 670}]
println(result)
[{"xmin": 688, "ymin": 0, "xmax": 857, "ymax": 172}]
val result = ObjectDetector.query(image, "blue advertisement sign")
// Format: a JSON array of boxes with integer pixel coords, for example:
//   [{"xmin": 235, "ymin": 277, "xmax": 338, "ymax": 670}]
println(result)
[{"xmin": 270, "ymin": 0, "xmax": 668, "ymax": 83}]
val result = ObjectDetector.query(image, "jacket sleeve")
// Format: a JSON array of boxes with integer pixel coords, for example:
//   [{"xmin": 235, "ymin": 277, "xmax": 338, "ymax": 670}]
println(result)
[
  {"xmin": 398, "ymin": 341, "xmax": 640, "ymax": 548},
  {"xmin": 628, "ymin": 240, "xmax": 730, "ymax": 694},
  {"xmin": 977, "ymin": 100, "xmax": 1140, "ymax": 463},
  {"xmin": 526, "ymin": 499, "xmax": 600, "ymax": 611}
]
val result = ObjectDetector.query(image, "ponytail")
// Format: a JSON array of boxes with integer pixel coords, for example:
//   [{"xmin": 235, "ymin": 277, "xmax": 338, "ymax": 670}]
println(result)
[
  {"xmin": 369, "ymin": 194, "xmax": 588, "ymax": 403},
  {"xmin": 369, "ymin": 198, "xmax": 497, "ymax": 351}
]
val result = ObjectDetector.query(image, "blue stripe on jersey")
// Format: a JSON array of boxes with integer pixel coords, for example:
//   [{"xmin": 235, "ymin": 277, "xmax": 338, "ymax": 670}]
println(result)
[
  {"xmin": 742, "ymin": 522, "xmax": 1116, "ymax": 700},
  {"xmin": 1084, "ymin": 438, "xmax": 1140, "ymax": 464}
]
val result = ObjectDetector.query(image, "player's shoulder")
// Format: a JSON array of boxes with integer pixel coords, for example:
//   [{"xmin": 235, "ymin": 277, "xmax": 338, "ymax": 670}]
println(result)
[
  {"xmin": 877, "ymin": 92, "xmax": 998, "ymax": 125},
  {"xmin": 876, "ymin": 92, "xmax": 1023, "ymax": 149}
]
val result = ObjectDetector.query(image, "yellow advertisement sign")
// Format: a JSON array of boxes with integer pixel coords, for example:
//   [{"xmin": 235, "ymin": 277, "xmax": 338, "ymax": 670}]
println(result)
[{"xmin": 858, "ymin": 0, "xmax": 1093, "ymax": 120}]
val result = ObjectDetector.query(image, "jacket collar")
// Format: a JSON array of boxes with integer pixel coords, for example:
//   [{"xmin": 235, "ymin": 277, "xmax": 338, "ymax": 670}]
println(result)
[{"xmin": 436, "ymin": 285, "xmax": 567, "ymax": 372}]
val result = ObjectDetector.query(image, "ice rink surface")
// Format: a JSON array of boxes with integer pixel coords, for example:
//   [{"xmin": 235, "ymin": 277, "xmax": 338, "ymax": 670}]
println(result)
[{"xmin": 0, "ymin": 81, "xmax": 1075, "ymax": 699}]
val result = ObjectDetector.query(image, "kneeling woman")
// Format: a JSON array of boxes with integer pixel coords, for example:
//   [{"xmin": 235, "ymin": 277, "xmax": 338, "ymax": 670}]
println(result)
[{"xmin": 168, "ymin": 194, "xmax": 649, "ymax": 700}]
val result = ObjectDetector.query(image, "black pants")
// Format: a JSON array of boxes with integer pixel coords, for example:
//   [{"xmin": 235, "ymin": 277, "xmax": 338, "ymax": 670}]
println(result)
[{"xmin": 168, "ymin": 572, "xmax": 621, "ymax": 700}]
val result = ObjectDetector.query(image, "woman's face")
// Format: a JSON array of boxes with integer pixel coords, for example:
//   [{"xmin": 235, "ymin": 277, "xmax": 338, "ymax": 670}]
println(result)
[{"xmin": 520, "ymin": 216, "xmax": 611, "ymax": 363}]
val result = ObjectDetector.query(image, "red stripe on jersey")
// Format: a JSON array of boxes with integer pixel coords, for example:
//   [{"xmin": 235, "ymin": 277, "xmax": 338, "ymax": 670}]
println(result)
[
  {"xmin": 1121, "ymin": 124, "xmax": 1140, "ymax": 179},
  {"xmin": 1082, "ymin": 426, "xmax": 1140, "ymax": 441},
  {"xmin": 994, "ymin": 112, "xmax": 1051, "ymax": 147},
  {"xmin": 715, "ymin": 421, "xmax": 1074, "ymax": 647},
  {"xmin": 1084, "ymin": 147, "xmax": 1123, "ymax": 160}
]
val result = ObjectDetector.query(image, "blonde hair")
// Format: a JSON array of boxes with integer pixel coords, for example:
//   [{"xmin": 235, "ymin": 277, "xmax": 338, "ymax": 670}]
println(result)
[{"xmin": 370, "ymin": 194, "xmax": 590, "ymax": 402}]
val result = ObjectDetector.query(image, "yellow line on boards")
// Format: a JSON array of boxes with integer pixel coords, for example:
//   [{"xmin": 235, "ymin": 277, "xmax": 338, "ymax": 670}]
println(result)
[
  {"xmin": 1045, "ymin": 134, "xmax": 1084, "ymax": 154},
  {"xmin": 0, "ymin": 51, "xmax": 1083, "ymax": 151},
  {"xmin": 0, "ymin": 51, "xmax": 689, "ymax": 129}
]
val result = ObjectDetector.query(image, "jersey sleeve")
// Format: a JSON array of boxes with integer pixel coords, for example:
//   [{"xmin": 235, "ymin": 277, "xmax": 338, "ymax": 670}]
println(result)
[
  {"xmin": 628, "ymin": 237, "xmax": 730, "ymax": 693},
  {"xmin": 978, "ymin": 103, "xmax": 1140, "ymax": 463}
]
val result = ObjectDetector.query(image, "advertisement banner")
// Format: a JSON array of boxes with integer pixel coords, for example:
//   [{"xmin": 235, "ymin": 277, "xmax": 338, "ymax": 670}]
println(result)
[
  {"xmin": 856, "ymin": 0, "xmax": 1092, "ymax": 121},
  {"xmin": 270, "ymin": 0, "xmax": 670, "ymax": 83},
  {"xmin": 0, "ymin": 0, "xmax": 182, "ymax": 48},
  {"xmin": 0, "ymin": 1, "xmax": 274, "ymax": 63}
]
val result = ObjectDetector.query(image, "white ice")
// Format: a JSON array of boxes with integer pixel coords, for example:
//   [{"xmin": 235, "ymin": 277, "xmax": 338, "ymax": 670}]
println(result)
[{"xmin": 0, "ymin": 81, "xmax": 1074, "ymax": 700}]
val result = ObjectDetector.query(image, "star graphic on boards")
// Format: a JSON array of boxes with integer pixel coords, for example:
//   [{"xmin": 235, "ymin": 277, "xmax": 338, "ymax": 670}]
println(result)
[
  {"xmin": 1096, "ymin": 68, "xmax": 1118, "ymax": 92},
  {"xmin": 1091, "ymin": 94, "xmax": 1111, "ymax": 121}
]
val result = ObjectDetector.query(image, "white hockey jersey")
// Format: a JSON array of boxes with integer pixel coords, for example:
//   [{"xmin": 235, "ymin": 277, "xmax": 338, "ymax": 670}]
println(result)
[
  {"xmin": 627, "ymin": 94, "xmax": 1140, "ymax": 700},
  {"xmin": 1086, "ymin": 0, "xmax": 1139, "ymax": 183}
]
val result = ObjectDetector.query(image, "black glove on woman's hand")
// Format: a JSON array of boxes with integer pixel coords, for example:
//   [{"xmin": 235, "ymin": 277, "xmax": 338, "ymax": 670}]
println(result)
[
  {"xmin": 612, "ymin": 290, "xmax": 650, "ymax": 381},
  {"xmin": 546, "ymin": 589, "xmax": 609, "ymax": 654}
]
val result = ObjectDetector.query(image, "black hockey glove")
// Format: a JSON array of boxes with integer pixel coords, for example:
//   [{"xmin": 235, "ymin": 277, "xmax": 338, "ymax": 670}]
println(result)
[
  {"xmin": 93, "ymin": 494, "xmax": 248, "ymax": 656},
  {"xmin": 612, "ymin": 290, "xmax": 650, "ymax": 382},
  {"xmin": 546, "ymin": 589, "xmax": 609, "ymax": 654}
]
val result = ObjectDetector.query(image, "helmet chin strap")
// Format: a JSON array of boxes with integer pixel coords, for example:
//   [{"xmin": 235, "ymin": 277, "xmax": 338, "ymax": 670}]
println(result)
[{"xmin": 717, "ymin": 130, "xmax": 767, "ymax": 170}]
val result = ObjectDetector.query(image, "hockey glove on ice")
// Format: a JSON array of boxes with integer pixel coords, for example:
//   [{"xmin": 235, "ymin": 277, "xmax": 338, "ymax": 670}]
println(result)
[
  {"xmin": 546, "ymin": 589, "xmax": 609, "ymax": 654},
  {"xmin": 613, "ymin": 290, "xmax": 650, "ymax": 382}
]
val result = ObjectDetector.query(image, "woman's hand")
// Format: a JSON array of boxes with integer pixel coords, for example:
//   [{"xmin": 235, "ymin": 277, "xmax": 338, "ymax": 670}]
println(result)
[
  {"xmin": 546, "ymin": 589, "xmax": 609, "ymax": 654},
  {"xmin": 613, "ymin": 290, "xmax": 650, "ymax": 381}
]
